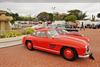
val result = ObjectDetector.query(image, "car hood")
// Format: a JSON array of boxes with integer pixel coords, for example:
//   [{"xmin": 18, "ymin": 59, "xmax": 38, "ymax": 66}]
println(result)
[
  {"xmin": 68, "ymin": 32, "xmax": 82, "ymax": 36},
  {"xmin": 54, "ymin": 35, "xmax": 89, "ymax": 48},
  {"xmin": 67, "ymin": 34, "xmax": 89, "ymax": 42}
]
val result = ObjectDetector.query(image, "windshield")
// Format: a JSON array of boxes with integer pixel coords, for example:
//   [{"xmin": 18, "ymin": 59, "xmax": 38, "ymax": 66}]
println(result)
[
  {"xmin": 50, "ymin": 24, "xmax": 66, "ymax": 29},
  {"xmin": 57, "ymin": 29, "xmax": 69, "ymax": 34},
  {"xmin": 48, "ymin": 30, "xmax": 59, "ymax": 37}
]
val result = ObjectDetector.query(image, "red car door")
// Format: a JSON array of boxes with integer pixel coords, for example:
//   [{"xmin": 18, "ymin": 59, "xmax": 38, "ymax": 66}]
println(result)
[
  {"xmin": 35, "ymin": 31, "xmax": 50, "ymax": 48},
  {"xmin": 34, "ymin": 31, "xmax": 60, "ymax": 54}
]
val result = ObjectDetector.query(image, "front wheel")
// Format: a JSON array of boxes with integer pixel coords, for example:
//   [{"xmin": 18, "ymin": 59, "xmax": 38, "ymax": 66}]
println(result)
[{"xmin": 61, "ymin": 47, "xmax": 78, "ymax": 61}]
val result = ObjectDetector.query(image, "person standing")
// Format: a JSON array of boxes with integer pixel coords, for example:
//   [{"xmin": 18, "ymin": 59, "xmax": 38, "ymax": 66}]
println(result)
[{"xmin": 80, "ymin": 22, "xmax": 85, "ymax": 30}]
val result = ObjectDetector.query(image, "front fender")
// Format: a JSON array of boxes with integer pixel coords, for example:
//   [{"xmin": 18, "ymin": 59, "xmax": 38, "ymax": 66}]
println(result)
[
  {"xmin": 61, "ymin": 43, "xmax": 86, "ymax": 56},
  {"xmin": 75, "ymin": 47, "xmax": 86, "ymax": 56}
]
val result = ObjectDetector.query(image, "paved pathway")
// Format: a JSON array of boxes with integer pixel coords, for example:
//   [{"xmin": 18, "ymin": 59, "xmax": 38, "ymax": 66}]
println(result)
[
  {"xmin": 0, "ymin": 36, "xmax": 24, "ymax": 48},
  {"xmin": 0, "ymin": 29, "xmax": 100, "ymax": 67}
]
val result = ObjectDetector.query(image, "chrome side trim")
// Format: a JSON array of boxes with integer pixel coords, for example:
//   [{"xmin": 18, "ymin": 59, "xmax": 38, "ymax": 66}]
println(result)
[{"xmin": 33, "ymin": 46, "xmax": 60, "ymax": 53}]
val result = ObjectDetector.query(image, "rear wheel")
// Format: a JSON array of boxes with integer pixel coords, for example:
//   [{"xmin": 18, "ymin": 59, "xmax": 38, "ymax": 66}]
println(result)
[
  {"xmin": 61, "ymin": 47, "xmax": 78, "ymax": 61},
  {"xmin": 26, "ymin": 41, "xmax": 33, "ymax": 50}
]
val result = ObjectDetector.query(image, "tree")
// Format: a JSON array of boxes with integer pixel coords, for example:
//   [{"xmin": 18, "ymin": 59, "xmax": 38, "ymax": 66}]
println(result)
[
  {"xmin": 6, "ymin": 12, "xmax": 35, "ymax": 24},
  {"xmin": 6, "ymin": 12, "xmax": 19, "ymax": 24},
  {"xmin": 48, "ymin": 13, "xmax": 53, "ymax": 21},
  {"xmin": 68, "ymin": 9, "xmax": 87, "ymax": 20},
  {"xmin": 37, "ymin": 12, "xmax": 53, "ymax": 22},
  {"xmin": 53, "ymin": 12, "xmax": 59, "ymax": 20},
  {"xmin": 97, "ymin": 13, "xmax": 100, "ymax": 18},
  {"xmin": 64, "ymin": 15, "xmax": 77, "ymax": 22},
  {"xmin": 78, "ymin": 12, "xmax": 87, "ymax": 20},
  {"xmin": 53, "ymin": 12, "xmax": 67, "ymax": 21},
  {"xmin": 17, "ymin": 16, "xmax": 35, "ymax": 21},
  {"xmin": 60, "ymin": 13, "xmax": 67, "ymax": 20}
]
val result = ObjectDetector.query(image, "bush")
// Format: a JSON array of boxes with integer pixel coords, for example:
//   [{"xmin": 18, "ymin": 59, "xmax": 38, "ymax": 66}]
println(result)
[
  {"xmin": 0, "ymin": 30, "xmax": 22, "ymax": 38},
  {"xmin": 23, "ymin": 27, "xmax": 35, "ymax": 35},
  {"xmin": 0, "ymin": 28, "xmax": 35, "ymax": 38},
  {"xmin": 0, "ymin": 33, "xmax": 5, "ymax": 38}
]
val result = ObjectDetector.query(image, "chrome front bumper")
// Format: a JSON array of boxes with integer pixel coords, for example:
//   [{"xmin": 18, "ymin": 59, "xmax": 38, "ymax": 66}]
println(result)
[
  {"xmin": 79, "ymin": 54, "xmax": 90, "ymax": 58},
  {"xmin": 79, "ymin": 46, "xmax": 92, "ymax": 58},
  {"xmin": 79, "ymin": 51, "xmax": 91, "ymax": 58},
  {"xmin": 79, "ymin": 52, "xmax": 95, "ymax": 60}
]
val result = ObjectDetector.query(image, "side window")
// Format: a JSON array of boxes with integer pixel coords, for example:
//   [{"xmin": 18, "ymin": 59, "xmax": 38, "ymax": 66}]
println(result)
[
  {"xmin": 36, "ymin": 31, "xmax": 47, "ymax": 37},
  {"xmin": 47, "ymin": 31, "xmax": 51, "ymax": 37}
]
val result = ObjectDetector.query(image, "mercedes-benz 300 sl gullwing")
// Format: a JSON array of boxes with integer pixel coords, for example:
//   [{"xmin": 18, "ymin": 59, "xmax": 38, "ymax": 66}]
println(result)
[{"xmin": 22, "ymin": 28, "xmax": 94, "ymax": 61}]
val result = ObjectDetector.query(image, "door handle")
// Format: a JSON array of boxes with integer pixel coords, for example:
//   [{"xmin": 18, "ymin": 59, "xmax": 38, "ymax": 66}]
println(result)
[{"xmin": 49, "ymin": 44, "xmax": 56, "ymax": 48}]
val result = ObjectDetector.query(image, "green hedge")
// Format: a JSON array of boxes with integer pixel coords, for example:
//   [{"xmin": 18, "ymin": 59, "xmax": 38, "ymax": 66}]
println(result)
[
  {"xmin": 23, "ymin": 27, "xmax": 35, "ymax": 35},
  {"xmin": 0, "ymin": 30, "xmax": 22, "ymax": 38},
  {"xmin": 0, "ymin": 28, "xmax": 35, "ymax": 38}
]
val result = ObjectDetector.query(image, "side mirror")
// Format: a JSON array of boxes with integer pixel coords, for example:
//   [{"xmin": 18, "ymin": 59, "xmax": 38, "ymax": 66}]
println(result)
[
  {"xmin": 32, "ymin": 32, "xmax": 36, "ymax": 36},
  {"xmin": 51, "ymin": 37, "xmax": 55, "ymax": 39}
]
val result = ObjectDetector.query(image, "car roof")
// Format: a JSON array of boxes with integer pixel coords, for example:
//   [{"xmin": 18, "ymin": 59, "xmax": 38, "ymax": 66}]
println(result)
[{"xmin": 55, "ymin": 28, "xmax": 63, "ymax": 30}]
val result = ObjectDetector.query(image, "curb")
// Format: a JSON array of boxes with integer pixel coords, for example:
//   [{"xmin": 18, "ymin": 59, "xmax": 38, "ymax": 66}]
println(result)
[
  {"xmin": 0, "ymin": 39, "xmax": 21, "ymax": 43},
  {"xmin": 0, "ymin": 37, "xmax": 22, "ymax": 48},
  {"xmin": 0, "ymin": 35, "xmax": 25, "ymax": 43},
  {"xmin": 0, "ymin": 44, "xmax": 22, "ymax": 49}
]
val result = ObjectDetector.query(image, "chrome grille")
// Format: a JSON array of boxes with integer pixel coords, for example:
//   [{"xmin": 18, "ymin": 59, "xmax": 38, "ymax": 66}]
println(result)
[{"xmin": 85, "ymin": 46, "xmax": 90, "ymax": 54}]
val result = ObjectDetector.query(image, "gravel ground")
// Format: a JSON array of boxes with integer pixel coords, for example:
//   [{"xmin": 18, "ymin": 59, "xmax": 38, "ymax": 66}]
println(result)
[{"xmin": 0, "ymin": 29, "xmax": 100, "ymax": 67}]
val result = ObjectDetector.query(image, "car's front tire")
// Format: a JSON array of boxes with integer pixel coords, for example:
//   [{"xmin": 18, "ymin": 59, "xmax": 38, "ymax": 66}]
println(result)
[
  {"xmin": 26, "ymin": 41, "xmax": 33, "ymax": 50},
  {"xmin": 61, "ymin": 47, "xmax": 78, "ymax": 61}
]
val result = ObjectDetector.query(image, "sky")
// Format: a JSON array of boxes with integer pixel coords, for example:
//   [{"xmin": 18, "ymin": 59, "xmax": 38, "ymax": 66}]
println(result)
[
  {"xmin": 0, "ymin": 0, "xmax": 99, "ymax": 3},
  {"xmin": 0, "ymin": 3, "xmax": 100, "ymax": 19}
]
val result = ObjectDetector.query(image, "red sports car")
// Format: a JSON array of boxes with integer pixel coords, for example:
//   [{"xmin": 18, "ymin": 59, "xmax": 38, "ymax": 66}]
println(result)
[{"xmin": 22, "ymin": 28, "xmax": 93, "ymax": 61}]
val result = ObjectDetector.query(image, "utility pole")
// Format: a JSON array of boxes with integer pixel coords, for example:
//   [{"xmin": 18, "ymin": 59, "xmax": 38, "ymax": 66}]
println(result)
[{"xmin": 51, "ymin": 6, "xmax": 56, "ymax": 22}]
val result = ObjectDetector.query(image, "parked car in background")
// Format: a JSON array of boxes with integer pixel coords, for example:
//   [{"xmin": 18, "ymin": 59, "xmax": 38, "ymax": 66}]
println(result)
[
  {"xmin": 22, "ymin": 28, "xmax": 93, "ymax": 61},
  {"xmin": 49, "ymin": 23, "xmax": 78, "ymax": 32},
  {"xmin": 85, "ymin": 23, "xmax": 100, "ymax": 29},
  {"xmin": 93, "ymin": 24, "xmax": 100, "ymax": 29},
  {"xmin": 85, "ymin": 24, "xmax": 92, "ymax": 28}
]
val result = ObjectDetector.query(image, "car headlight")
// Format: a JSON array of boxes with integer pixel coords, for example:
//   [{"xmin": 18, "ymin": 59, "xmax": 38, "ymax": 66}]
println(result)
[
  {"xmin": 87, "ymin": 38, "xmax": 90, "ymax": 42},
  {"xmin": 81, "ymin": 34, "xmax": 84, "ymax": 36}
]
